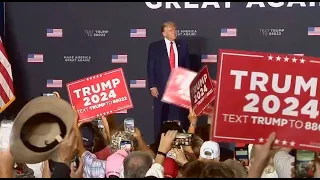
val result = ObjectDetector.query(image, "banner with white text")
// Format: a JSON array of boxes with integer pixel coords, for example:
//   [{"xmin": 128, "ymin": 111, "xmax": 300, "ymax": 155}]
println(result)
[
  {"xmin": 212, "ymin": 49, "xmax": 320, "ymax": 151},
  {"xmin": 66, "ymin": 68, "xmax": 133, "ymax": 122}
]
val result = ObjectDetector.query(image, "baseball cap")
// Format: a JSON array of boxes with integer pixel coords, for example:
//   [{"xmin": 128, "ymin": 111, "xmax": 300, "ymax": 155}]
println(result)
[
  {"xmin": 163, "ymin": 157, "xmax": 179, "ymax": 178},
  {"xmin": 199, "ymin": 141, "xmax": 220, "ymax": 159},
  {"xmin": 80, "ymin": 124, "xmax": 94, "ymax": 150},
  {"xmin": 105, "ymin": 150, "xmax": 129, "ymax": 178}
]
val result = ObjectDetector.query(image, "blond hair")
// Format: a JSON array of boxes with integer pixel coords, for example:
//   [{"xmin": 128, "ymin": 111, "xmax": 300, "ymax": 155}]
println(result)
[
  {"xmin": 161, "ymin": 21, "xmax": 176, "ymax": 33},
  {"xmin": 223, "ymin": 159, "xmax": 248, "ymax": 178}
]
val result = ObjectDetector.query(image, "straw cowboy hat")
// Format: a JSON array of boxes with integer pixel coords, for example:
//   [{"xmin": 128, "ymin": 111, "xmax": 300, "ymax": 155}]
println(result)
[{"xmin": 10, "ymin": 96, "xmax": 75, "ymax": 164}]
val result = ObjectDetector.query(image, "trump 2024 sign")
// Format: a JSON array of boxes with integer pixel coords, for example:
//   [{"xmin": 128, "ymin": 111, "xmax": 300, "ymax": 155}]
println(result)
[
  {"xmin": 212, "ymin": 49, "xmax": 320, "ymax": 151},
  {"xmin": 66, "ymin": 68, "xmax": 133, "ymax": 122}
]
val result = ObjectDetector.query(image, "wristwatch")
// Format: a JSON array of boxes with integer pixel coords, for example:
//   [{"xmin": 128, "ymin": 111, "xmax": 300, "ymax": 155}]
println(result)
[
  {"xmin": 190, "ymin": 122, "xmax": 197, "ymax": 127},
  {"xmin": 157, "ymin": 151, "xmax": 167, "ymax": 157}
]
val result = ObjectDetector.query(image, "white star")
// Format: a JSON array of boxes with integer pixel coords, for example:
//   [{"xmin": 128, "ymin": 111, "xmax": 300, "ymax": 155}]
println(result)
[
  {"xmin": 275, "ymin": 139, "xmax": 280, "ymax": 144},
  {"xmin": 276, "ymin": 56, "xmax": 281, "ymax": 61},
  {"xmin": 290, "ymin": 141, "xmax": 295, "ymax": 147},
  {"xmin": 292, "ymin": 57, "xmax": 297, "ymax": 63},
  {"xmin": 268, "ymin": 55, "xmax": 273, "ymax": 60},
  {"xmin": 300, "ymin": 58, "xmax": 305, "ymax": 64},
  {"xmin": 93, "ymin": 76, "xmax": 95, "ymax": 79},
  {"xmin": 259, "ymin": 137, "xmax": 264, "ymax": 143},
  {"xmin": 282, "ymin": 140, "xmax": 287, "ymax": 145},
  {"xmin": 284, "ymin": 57, "xmax": 289, "ymax": 62},
  {"xmin": 86, "ymin": 78, "xmax": 89, "ymax": 80},
  {"xmin": 100, "ymin": 74, "xmax": 103, "ymax": 77}
]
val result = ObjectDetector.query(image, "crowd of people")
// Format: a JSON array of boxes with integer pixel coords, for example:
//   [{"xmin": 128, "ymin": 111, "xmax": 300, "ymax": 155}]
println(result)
[{"xmin": 0, "ymin": 94, "xmax": 319, "ymax": 178}]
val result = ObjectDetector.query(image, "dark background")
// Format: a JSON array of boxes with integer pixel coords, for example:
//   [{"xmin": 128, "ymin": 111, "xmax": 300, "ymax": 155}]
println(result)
[{"xmin": 2, "ymin": 2, "xmax": 320, "ymax": 144}]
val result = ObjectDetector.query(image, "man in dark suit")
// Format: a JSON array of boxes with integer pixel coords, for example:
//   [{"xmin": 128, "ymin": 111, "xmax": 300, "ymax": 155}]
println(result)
[{"xmin": 147, "ymin": 21, "xmax": 190, "ymax": 139}]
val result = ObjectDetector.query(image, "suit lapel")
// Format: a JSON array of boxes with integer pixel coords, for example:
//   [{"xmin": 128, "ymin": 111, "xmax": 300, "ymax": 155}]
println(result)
[
  {"xmin": 161, "ymin": 39, "xmax": 169, "ymax": 61},
  {"xmin": 176, "ymin": 40, "xmax": 182, "ymax": 66}
]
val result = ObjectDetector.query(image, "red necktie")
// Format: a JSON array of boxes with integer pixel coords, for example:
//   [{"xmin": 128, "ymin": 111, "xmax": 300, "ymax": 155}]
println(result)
[{"xmin": 169, "ymin": 42, "xmax": 175, "ymax": 69}]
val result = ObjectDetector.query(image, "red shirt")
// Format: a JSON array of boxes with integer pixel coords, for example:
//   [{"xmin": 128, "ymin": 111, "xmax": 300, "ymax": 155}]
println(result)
[{"xmin": 95, "ymin": 146, "xmax": 112, "ymax": 160}]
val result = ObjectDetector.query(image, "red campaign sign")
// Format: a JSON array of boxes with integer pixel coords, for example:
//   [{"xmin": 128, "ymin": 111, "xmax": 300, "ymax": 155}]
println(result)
[
  {"xmin": 190, "ymin": 66, "xmax": 215, "ymax": 116},
  {"xmin": 66, "ymin": 68, "xmax": 133, "ymax": 122},
  {"xmin": 162, "ymin": 67, "xmax": 215, "ymax": 115},
  {"xmin": 212, "ymin": 49, "xmax": 320, "ymax": 151}
]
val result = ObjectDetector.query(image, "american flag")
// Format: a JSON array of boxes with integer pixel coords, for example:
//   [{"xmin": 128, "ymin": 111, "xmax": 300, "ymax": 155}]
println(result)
[
  {"xmin": 27, "ymin": 54, "xmax": 43, "ymax": 63},
  {"xmin": 308, "ymin": 27, "xmax": 320, "ymax": 36},
  {"xmin": 201, "ymin": 54, "xmax": 217, "ymax": 63},
  {"xmin": 130, "ymin": 29, "xmax": 146, "ymax": 38},
  {"xmin": 112, "ymin": 55, "xmax": 128, "ymax": 63},
  {"xmin": 221, "ymin": 28, "xmax": 237, "ymax": 37},
  {"xmin": 0, "ymin": 37, "xmax": 15, "ymax": 113},
  {"xmin": 47, "ymin": 28, "xmax": 63, "ymax": 38},
  {"xmin": 46, "ymin": 79, "xmax": 63, "ymax": 88},
  {"xmin": 130, "ymin": 80, "xmax": 146, "ymax": 88}
]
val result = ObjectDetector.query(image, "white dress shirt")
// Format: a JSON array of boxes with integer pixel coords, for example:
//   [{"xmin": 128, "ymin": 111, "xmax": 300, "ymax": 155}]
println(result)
[{"xmin": 164, "ymin": 38, "xmax": 178, "ymax": 68}]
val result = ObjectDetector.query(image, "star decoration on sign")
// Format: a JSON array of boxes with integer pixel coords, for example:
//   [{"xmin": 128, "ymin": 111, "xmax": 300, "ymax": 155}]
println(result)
[
  {"xmin": 290, "ymin": 141, "xmax": 295, "ymax": 147},
  {"xmin": 96, "ymin": 111, "xmax": 112, "ymax": 117},
  {"xmin": 259, "ymin": 137, "xmax": 264, "ymax": 143},
  {"xmin": 282, "ymin": 140, "xmax": 287, "ymax": 145},
  {"xmin": 266, "ymin": 55, "xmax": 306, "ymax": 64},
  {"xmin": 86, "ymin": 75, "xmax": 102, "ymax": 80},
  {"xmin": 292, "ymin": 57, "xmax": 297, "ymax": 63},
  {"xmin": 263, "ymin": 138, "xmax": 295, "ymax": 147}
]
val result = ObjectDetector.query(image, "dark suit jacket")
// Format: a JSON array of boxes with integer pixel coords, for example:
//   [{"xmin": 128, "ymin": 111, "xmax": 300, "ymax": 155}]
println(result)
[{"xmin": 147, "ymin": 39, "xmax": 189, "ymax": 97}]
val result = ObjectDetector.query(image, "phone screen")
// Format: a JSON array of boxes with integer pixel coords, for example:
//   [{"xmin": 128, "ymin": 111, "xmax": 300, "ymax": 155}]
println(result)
[
  {"xmin": 173, "ymin": 133, "xmax": 193, "ymax": 146},
  {"xmin": 124, "ymin": 118, "xmax": 135, "ymax": 133},
  {"xmin": 72, "ymin": 157, "xmax": 80, "ymax": 169},
  {"xmin": 235, "ymin": 147, "xmax": 249, "ymax": 166},
  {"xmin": 120, "ymin": 140, "xmax": 132, "ymax": 152},
  {"xmin": 0, "ymin": 120, "xmax": 13, "ymax": 151},
  {"xmin": 295, "ymin": 150, "xmax": 315, "ymax": 178},
  {"xmin": 96, "ymin": 119, "xmax": 104, "ymax": 129},
  {"xmin": 41, "ymin": 93, "xmax": 56, "ymax": 97}
]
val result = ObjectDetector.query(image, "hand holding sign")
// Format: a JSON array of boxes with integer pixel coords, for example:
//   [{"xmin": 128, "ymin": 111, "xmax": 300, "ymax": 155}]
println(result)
[
  {"xmin": 212, "ymin": 49, "xmax": 320, "ymax": 151},
  {"xmin": 162, "ymin": 67, "xmax": 216, "ymax": 115},
  {"xmin": 67, "ymin": 68, "xmax": 133, "ymax": 122},
  {"xmin": 190, "ymin": 66, "xmax": 215, "ymax": 116}
]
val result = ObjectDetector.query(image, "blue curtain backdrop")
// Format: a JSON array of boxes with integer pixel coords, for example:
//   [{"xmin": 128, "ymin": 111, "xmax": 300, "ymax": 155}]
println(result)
[
  {"xmin": 0, "ymin": 2, "xmax": 4, "ymax": 38},
  {"xmin": 3, "ymin": 2, "xmax": 320, "ymax": 143}
]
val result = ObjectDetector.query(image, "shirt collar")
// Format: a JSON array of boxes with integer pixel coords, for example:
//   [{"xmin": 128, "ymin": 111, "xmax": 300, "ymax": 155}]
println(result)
[{"xmin": 164, "ymin": 38, "xmax": 175, "ymax": 45}]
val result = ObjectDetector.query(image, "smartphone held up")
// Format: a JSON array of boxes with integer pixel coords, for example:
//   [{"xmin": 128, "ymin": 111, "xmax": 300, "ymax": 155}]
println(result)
[
  {"xmin": 124, "ymin": 118, "xmax": 135, "ymax": 133},
  {"xmin": 41, "ymin": 91, "xmax": 60, "ymax": 98},
  {"xmin": 173, "ymin": 133, "xmax": 193, "ymax": 147},
  {"xmin": 120, "ymin": 140, "xmax": 133, "ymax": 152},
  {"xmin": 295, "ymin": 150, "xmax": 316, "ymax": 178},
  {"xmin": 234, "ymin": 147, "xmax": 249, "ymax": 167}
]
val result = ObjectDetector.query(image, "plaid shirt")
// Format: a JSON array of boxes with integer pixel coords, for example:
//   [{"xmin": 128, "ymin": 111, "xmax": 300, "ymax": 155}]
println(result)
[{"xmin": 82, "ymin": 151, "xmax": 106, "ymax": 178}]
